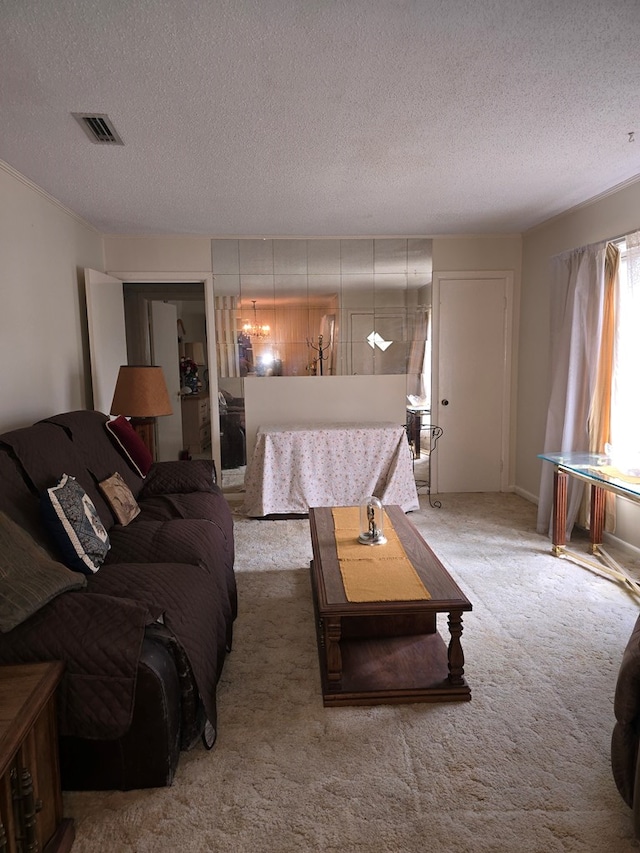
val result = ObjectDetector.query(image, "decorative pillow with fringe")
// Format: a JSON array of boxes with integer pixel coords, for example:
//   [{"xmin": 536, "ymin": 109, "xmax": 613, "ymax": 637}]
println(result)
[{"xmin": 40, "ymin": 474, "xmax": 110, "ymax": 574}]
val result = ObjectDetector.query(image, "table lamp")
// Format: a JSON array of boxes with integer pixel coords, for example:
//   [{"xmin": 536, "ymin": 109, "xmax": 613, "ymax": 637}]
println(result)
[{"xmin": 110, "ymin": 365, "xmax": 173, "ymax": 458}]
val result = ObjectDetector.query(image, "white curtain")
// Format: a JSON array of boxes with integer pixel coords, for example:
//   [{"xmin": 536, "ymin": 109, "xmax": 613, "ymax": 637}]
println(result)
[
  {"xmin": 536, "ymin": 241, "xmax": 608, "ymax": 537},
  {"xmin": 611, "ymin": 231, "xmax": 640, "ymax": 460},
  {"xmin": 407, "ymin": 309, "xmax": 429, "ymax": 400}
]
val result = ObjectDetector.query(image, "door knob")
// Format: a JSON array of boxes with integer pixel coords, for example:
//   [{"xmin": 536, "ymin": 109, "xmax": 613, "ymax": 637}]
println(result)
[{"xmin": 441, "ymin": 399, "xmax": 449, "ymax": 406}]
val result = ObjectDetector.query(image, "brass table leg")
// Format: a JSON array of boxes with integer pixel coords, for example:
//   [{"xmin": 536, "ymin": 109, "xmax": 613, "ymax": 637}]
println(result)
[{"xmin": 552, "ymin": 468, "xmax": 568, "ymax": 555}]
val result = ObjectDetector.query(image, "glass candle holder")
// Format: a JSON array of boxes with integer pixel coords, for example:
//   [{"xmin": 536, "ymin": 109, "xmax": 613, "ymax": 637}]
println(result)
[{"xmin": 358, "ymin": 496, "xmax": 387, "ymax": 545}]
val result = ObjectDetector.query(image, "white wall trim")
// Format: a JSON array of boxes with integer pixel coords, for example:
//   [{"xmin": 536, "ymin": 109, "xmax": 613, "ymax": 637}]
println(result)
[
  {"xmin": 525, "ymin": 173, "xmax": 640, "ymax": 236},
  {"xmin": 514, "ymin": 485, "xmax": 538, "ymax": 504},
  {"xmin": 604, "ymin": 530, "xmax": 640, "ymax": 561}
]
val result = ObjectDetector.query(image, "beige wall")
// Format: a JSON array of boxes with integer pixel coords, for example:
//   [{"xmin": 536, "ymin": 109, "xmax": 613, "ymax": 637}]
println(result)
[
  {"xmin": 104, "ymin": 233, "xmax": 524, "ymax": 481},
  {"xmin": 519, "ymin": 180, "xmax": 640, "ymax": 548},
  {"xmin": 0, "ymin": 162, "xmax": 104, "ymax": 432},
  {"xmin": 8, "ymin": 164, "xmax": 640, "ymax": 547},
  {"xmin": 244, "ymin": 375, "xmax": 408, "ymax": 459},
  {"xmin": 103, "ymin": 236, "xmax": 211, "ymax": 273},
  {"xmin": 433, "ymin": 235, "xmax": 522, "ymax": 272},
  {"xmin": 104, "ymin": 235, "xmax": 522, "ymax": 476}
]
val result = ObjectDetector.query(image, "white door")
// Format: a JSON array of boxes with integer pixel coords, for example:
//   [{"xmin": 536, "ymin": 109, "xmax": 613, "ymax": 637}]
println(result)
[
  {"xmin": 85, "ymin": 269, "xmax": 127, "ymax": 414},
  {"xmin": 432, "ymin": 272, "xmax": 513, "ymax": 493},
  {"xmin": 150, "ymin": 301, "xmax": 183, "ymax": 461}
]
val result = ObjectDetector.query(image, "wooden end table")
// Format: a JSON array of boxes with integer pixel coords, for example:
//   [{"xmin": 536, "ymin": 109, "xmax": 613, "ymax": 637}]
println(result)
[
  {"xmin": 309, "ymin": 505, "xmax": 472, "ymax": 706},
  {"xmin": 0, "ymin": 662, "xmax": 74, "ymax": 853}
]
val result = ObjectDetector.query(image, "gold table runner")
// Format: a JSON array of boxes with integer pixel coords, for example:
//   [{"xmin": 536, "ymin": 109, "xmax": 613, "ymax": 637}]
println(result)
[{"xmin": 331, "ymin": 506, "xmax": 431, "ymax": 602}]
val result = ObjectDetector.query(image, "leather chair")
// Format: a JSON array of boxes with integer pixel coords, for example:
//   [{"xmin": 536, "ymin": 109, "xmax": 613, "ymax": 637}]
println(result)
[{"xmin": 218, "ymin": 390, "xmax": 246, "ymax": 469}]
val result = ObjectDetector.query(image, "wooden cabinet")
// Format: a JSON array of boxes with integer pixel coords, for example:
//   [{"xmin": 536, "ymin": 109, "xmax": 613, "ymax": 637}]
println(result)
[
  {"xmin": 181, "ymin": 393, "xmax": 211, "ymax": 454},
  {"xmin": 0, "ymin": 662, "xmax": 74, "ymax": 853}
]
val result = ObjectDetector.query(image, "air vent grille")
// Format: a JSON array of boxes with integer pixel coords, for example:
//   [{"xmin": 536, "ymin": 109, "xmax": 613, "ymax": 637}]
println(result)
[{"xmin": 72, "ymin": 113, "xmax": 124, "ymax": 145}]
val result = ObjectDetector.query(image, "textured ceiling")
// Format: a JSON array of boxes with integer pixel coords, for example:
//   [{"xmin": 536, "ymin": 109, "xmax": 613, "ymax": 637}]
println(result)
[{"xmin": 1, "ymin": 0, "xmax": 639, "ymax": 237}]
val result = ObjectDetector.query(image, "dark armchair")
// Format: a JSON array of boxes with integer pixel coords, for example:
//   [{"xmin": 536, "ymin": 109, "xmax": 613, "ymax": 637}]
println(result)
[
  {"xmin": 218, "ymin": 389, "xmax": 246, "ymax": 469},
  {"xmin": 612, "ymin": 612, "xmax": 640, "ymax": 837}
]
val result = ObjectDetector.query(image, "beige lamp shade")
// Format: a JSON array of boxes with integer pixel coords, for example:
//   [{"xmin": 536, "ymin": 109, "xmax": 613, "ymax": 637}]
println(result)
[{"xmin": 110, "ymin": 366, "xmax": 173, "ymax": 418}]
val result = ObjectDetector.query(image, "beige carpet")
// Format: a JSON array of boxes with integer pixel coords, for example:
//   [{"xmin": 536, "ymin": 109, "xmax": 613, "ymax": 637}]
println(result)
[{"xmin": 65, "ymin": 493, "xmax": 640, "ymax": 852}]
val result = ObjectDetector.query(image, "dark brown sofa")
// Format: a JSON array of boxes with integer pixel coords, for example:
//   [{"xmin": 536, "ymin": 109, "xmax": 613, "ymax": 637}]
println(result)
[{"xmin": 0, "ymin": 409, "xmax": 237, "ymax": 791}]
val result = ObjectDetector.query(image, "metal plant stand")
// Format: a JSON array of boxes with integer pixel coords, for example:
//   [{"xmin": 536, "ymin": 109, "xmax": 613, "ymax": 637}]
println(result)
[{"xmin": 405, "ymin": 419, "xmax": 443, "ymax": 508}]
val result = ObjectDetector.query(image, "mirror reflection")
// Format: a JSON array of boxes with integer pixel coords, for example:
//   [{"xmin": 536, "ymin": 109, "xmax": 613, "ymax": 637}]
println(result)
[
  {"xmin": 212, "ymin": 237, "xmax": 432, "ymax": 384},
  {"xmin": 212, "ymin": 238, "xmax": 433, "ymax": 474}
]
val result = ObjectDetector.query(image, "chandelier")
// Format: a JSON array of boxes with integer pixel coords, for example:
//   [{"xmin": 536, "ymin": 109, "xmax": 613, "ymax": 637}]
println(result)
[{"xmin": 242, "ymin": 301, "xmax": 270, "ymax": 339}]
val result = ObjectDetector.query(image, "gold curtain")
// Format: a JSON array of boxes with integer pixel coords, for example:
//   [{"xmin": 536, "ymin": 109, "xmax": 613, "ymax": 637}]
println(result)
[{"xmin": 582, "ymin": 241, "xmax": 620, "ymax": 530}]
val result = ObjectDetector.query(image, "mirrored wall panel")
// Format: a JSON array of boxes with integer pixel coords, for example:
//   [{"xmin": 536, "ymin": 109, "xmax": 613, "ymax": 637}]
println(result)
[{"xmin": 212, "ymin": 238, "xmax": 432, "ymax": 401}]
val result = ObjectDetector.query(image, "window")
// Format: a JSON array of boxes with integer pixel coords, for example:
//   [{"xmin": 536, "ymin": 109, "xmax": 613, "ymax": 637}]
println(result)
[{"xmin": 610, "ymin": 239, "xmax": 640, "ymax": 464}]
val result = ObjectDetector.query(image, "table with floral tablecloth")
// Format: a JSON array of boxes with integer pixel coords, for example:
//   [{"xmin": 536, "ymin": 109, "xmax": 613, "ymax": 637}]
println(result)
[{"xmin": 243, "ymin": 423, "xmax": 419, "ymax": 516}]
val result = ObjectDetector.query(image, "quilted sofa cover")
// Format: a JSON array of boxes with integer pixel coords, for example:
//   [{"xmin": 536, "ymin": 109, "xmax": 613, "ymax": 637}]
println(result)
[{"xmin": 0, "ymin": 409, "xmax": 237, "ymax": 787}]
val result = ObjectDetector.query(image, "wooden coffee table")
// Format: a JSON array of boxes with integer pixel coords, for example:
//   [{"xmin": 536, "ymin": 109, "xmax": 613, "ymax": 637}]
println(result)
[{"xmin": 309, "ymin": 505, "xmax": 472, "ymax": 706}]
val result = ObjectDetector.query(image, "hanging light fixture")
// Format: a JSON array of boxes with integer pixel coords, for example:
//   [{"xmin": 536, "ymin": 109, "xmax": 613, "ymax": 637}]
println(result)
[{"xmin": 242, "ymin": 300, "xmax": 270, "ymax": 339}]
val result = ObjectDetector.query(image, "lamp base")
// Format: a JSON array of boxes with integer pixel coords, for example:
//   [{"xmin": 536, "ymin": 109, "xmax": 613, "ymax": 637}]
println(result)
[
  {"xmin": 358, "ymin": 531, "xmax": 387, "ymax": 546},
  {"xmin": 130, "ymin": 417, "xmax": 156, "ymax": 459}
]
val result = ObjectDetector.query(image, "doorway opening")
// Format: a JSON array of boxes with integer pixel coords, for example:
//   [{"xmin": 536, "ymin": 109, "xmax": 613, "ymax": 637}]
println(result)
[{"xmin": 123, "ymin": 282, "xmax": 212, "ymax": 464}]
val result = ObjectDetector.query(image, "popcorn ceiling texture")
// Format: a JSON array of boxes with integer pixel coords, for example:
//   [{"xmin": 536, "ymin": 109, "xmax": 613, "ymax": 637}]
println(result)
[
  {"xmin": 1, "ymin": 0, "xmax": 639, "ymax": 236},
  {"xmin": 65, "ymin": 492, "xmax": 640, "ymax": 852}
]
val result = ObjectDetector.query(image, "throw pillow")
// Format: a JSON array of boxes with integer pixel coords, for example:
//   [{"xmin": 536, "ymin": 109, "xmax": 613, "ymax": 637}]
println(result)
[
  {"xmin": 99, "ymin": 472, "xmax": 141, "ymax": 526},
  {"xmin": 140, "ymin": 459, "xmax": 216, "ymax": 497},
  {"xmin": 40, "ymin": 474, "xmax": 110, "ymax": 574},
  {"xmin": 105, "ymin": 415, "xmax": 153, "ymax": 477},
  {"xmin": 0, "ymin": 510, "xmax": 87, "ymax": 632}
]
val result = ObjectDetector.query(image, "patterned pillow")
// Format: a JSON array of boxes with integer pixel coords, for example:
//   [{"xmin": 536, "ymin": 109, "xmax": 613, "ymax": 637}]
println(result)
[
  {"xmin": 99, "ymin": 472, "xmax": 141, "ymax": 526},
  {"xmin": 40, "ymin": 474, "xmax": 110, "ymax": 574},
  {"xmin": 105, "ymin": 416, "xmax": 153, "ymax": 477},
  {"xmin": 0, "ymin": 510, "xmax": 87, "ymax": 632}
]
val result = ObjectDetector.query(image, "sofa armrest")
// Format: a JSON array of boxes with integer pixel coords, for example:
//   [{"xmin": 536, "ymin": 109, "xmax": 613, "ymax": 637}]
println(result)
[
  {"xmin": 0, "ymin": 590, "xmax": 155, "ymax": 739},
  {"xmin": 59, "ymin": 630, "xmax": 183, "ymax": 790},
  {"xmin": 614, "ymin": 615, "xmax": 640, "ymax": 725},
  {"xmin": 140, "ymin": 459, "xmax": 218, "ymax": 498},
  {"xmin": 612, "ymin": 614, "xmax": 640, "ymax": 820}
]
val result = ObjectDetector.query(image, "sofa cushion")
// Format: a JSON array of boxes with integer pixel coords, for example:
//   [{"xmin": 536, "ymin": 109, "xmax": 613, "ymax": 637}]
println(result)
[
  {"xmin": 42, "ymin": 411, "xmax": 145, "ymax": 500},
  {"xmin": 140, "ymin": 459, "xmax": 217, "ymax": 497},
  {"xmin": 0, "ymin": 421, "xmax": 113, "ymax": 526},
  {"xmin": 106, "ymin": 515, "xmax": 237, "ymax": 622},
  {"xmin": 105, "ymin": 416, "xmax": 153, "ymax": 477},
  {"xmin": 0, "ymin": 510, "xmax": 87, "ymax": 632},
  {"xmin": 99, "ymin": 472, "xmax": 141, "ymax": 526},
  {"xmin": 40, "ymin": 474, "xmax": 110, "ymax": 574}
]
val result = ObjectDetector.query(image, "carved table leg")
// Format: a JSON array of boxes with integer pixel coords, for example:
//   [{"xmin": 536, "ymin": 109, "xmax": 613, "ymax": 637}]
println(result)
[
  {"xmin": 325, "ymin": 617, "xmax": 342, "ymax": 692},
  {"xmin": 447, "ymin": 610, "xmax": 465, "ymax": 685}
]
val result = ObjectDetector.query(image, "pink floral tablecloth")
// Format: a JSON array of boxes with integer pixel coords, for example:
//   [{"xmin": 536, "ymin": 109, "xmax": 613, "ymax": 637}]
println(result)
[{"xmin": 243, "ymin": 422, "xmax": 419, "ymax": 516}]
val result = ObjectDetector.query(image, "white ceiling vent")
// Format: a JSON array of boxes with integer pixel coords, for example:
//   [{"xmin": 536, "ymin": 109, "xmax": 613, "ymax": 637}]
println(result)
[{"xmin": 72, "ymin": 113, "xmax": 124, "ymax": 145}]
